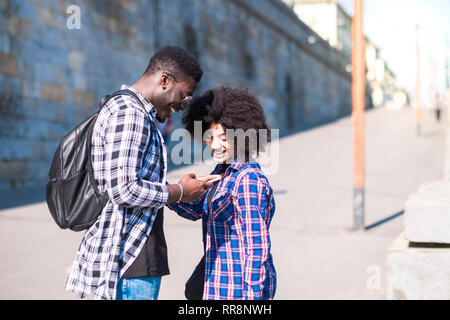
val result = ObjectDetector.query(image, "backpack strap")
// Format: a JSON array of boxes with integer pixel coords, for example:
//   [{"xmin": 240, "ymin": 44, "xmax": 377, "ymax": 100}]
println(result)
[{"xmin": 99, "ymin": 89, "xmax": 147, "ymax": 114}]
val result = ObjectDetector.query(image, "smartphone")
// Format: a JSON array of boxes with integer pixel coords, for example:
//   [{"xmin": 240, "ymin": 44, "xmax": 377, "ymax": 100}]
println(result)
[{"xmin": 198, "ymin": 174, "xmax": 221, "ymax": 183}]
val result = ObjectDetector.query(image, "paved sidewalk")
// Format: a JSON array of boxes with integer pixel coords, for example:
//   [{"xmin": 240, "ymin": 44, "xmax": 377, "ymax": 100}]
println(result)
[{"xmin": 0, "ymin": 107, "xmax": 445, "ymax": 299}]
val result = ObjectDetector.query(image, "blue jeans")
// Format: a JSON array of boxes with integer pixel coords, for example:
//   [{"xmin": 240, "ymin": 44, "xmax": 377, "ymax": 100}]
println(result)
[{"xmin": 116, "ymin": 277, "xmax": 161, "ymax": 300}]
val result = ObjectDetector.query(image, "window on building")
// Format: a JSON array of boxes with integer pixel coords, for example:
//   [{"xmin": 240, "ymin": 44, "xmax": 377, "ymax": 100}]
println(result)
[
  {"xmin": 243, "ymin": 53, "xmax": 255, "ymax": 80},
  {"xmin": 285, "ymin": 73, "xmax": 294, "ymax": 129},
  {"xmin": 184, "ymin": 24, "xmax": 199, "ymax": 59}
]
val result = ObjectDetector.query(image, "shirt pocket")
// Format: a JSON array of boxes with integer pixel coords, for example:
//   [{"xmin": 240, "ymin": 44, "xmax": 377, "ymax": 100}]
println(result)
[{"xmin": 210, "ymin": 190, "xmax": 235, "ymax": 225}]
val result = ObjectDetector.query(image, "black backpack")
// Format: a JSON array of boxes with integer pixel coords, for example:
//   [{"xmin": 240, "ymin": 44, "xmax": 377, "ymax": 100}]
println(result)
[{"xmin": 46, "ymin": 89, "xmax": 144, "ymax": 231}]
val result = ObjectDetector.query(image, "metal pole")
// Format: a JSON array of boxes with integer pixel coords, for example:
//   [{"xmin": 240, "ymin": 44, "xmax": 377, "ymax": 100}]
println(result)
[
  {"xmin": 352, "ymin": 0, "xmax": 365, "ymax": 229},
  {"xmin": 446, "ymin": 36, "xmax": 450, "ymax": 90},
  {"xmin": 416, "ymin": 25, "xmax": 422, "ymax": 135}
]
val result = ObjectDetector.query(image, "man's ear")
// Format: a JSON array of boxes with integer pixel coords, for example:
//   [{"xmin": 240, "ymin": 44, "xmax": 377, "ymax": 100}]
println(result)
[
  {"xmin": 160, "ymin": 73, "xmax": 176, "ymax": 90},
  {"xmin": 160, "ymin": 74, "xmax": 168, "ymax": 90}
]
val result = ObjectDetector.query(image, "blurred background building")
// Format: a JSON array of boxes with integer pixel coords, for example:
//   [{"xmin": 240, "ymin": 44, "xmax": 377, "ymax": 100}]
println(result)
[
  {"xmin": 444, "ymin": 37, "xmax": 450, "ymax": 111},
  {"xmin": 284, "ymin": 0, "xmax": 352, "ymax": 63},
  {"xmin": 0, "ymin": 0, "xmax": 370, "ymax": 193},
  {"xmin": 284, "ymin": 0, "xmax": 405, "ymax": 109}
]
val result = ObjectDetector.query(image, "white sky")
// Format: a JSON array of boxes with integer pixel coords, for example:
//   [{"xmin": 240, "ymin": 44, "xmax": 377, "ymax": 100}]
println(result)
[{"xmin": 338, "ymin": 0, "xmax": 450, "ymax": 106}]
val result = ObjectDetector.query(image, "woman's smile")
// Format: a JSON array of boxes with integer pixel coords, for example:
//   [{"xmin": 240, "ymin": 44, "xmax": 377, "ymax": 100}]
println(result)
[{"xmin": 208, "ymin": 123, "xmax": 233, "ymax": 163}]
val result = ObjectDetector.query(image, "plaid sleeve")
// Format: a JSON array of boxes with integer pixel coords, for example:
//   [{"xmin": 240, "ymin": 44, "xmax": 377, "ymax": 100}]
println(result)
[
  {"xmin": 103, "ymin": 102, "xmax": 168, "ymax": 208},
  {"xmin": 237, "ymin": 172, "xmax": 271, "ymax": 300},
  {"xmin": 166, "ymin": 198, "xmax": 205, "ymax": 221}
]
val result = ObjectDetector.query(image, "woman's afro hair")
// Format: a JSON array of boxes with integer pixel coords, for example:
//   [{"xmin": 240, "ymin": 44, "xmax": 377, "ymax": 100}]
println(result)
[{"xmin": 182, "ymin": 85, "xmax": 271, "ymax": 157}]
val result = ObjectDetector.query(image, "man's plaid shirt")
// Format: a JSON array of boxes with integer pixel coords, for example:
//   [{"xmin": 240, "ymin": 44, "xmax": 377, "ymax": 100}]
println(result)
[
  {"xmin": 168, "ymin": 160, "xmax": 277, "ymax": 300},
  {"xmin": 65, "ymin": 85, "xmax": 168, "ymax": 300}
]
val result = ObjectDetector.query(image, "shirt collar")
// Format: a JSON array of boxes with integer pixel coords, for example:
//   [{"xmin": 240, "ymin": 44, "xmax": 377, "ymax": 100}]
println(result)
[
  {"xmin": 120, "ymin": 84, "xmax": 157, "ymax": 119},
  {"xmin": 229, "ymin": 158, "xmax": 245, "ymax": 171},
  {"xmin": 214, "ymin": 158, "xmax": 255, "ymax": 174}
]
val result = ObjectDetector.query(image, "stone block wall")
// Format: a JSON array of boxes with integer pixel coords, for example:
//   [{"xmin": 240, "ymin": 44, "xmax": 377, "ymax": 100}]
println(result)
[
  {"xmin": 0, "ymin": 0, "xmax": 156, "ymax": 190},
  {"xmin": 0, "ymin": 0, "xmax": 355, "ymax": 191}
]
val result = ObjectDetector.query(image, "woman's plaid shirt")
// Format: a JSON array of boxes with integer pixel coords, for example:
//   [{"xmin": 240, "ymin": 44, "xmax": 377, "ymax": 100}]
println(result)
[
  {"xmin": 65, "ymin": 86, "xmax": 168, "ymax": 300},
  {"xmin": 168, "ymin": 160, "xmax": 277, "ymax": 300}
]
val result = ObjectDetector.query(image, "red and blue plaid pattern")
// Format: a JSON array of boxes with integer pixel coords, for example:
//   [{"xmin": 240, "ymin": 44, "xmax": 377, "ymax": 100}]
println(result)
[{"xmin": 168, "ymin": 160, "xmax": 276, "ymax": 300}]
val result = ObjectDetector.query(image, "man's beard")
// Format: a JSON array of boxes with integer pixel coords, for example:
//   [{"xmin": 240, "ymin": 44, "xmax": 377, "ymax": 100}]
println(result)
[{"xmin": 153, "ymin": 88, "xmax": 175, "ymax": 122}]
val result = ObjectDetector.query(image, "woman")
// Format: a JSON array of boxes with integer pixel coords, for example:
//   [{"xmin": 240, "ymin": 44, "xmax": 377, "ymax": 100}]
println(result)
[{"xmin": 167, "ymin": 86, "xmax": 276, "ymax": 300}]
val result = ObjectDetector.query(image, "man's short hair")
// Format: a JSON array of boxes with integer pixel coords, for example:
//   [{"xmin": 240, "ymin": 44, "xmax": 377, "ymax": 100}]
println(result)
[{"xmin": 144, "ymin": 46, "xmax": 203, "ymax": 83}]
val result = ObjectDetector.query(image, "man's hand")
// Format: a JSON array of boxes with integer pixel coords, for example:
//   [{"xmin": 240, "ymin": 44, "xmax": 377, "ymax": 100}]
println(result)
[
  {"xmin": 178, "ymin": 173, "xmax": 213, "ymax": 202},
  {"xmin": 166, "ymin": 174, "xmax": 213, "ymax": 203}
]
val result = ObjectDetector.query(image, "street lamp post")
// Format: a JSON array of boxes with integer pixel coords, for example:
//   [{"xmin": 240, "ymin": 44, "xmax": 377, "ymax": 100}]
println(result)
[
  {"xmin": 415, "ymin": 24, "xmax": 422, "ymax": 135},
  {"xmin": 352, "ymin": 0, "xmax": 365, "ymax": 229}
]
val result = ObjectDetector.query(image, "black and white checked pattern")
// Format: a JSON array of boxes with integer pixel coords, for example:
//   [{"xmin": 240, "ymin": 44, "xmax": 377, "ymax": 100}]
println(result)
[{"xmin": 65, "ymin": 85, "xmax": 168, "ymax": 300}]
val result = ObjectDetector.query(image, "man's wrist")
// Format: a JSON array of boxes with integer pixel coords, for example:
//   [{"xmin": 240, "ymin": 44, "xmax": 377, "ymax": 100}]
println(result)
[{"xmin": 167, "ymin": 184, "xmax": 183, "ymax": 203}]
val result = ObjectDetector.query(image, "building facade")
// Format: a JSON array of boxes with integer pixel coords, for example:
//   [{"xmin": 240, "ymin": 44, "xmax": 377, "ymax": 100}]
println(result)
[
  {"xmin": 366, "ymin": 40, "xmax": 405, "ymax": 109},
  {"xmin": 285, "ymin": 0, "xmax": 402, "ymax": 109},
  {"xmin": 0, "ymin": 0, "xmax": 352, "ymax": 191},
  {"xmin": 284, "ymin": 0, "xmax": 352, "ymax": 64}
]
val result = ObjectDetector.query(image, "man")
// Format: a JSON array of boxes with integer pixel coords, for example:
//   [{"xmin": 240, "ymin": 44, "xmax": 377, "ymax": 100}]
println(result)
[
  {"xmin": 435, "ymin": 93, "xmax": 443, "ymax": 122},
  {"xmin": 65, "ymin": 46, "xmax": 212, "ymax": 300}
]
